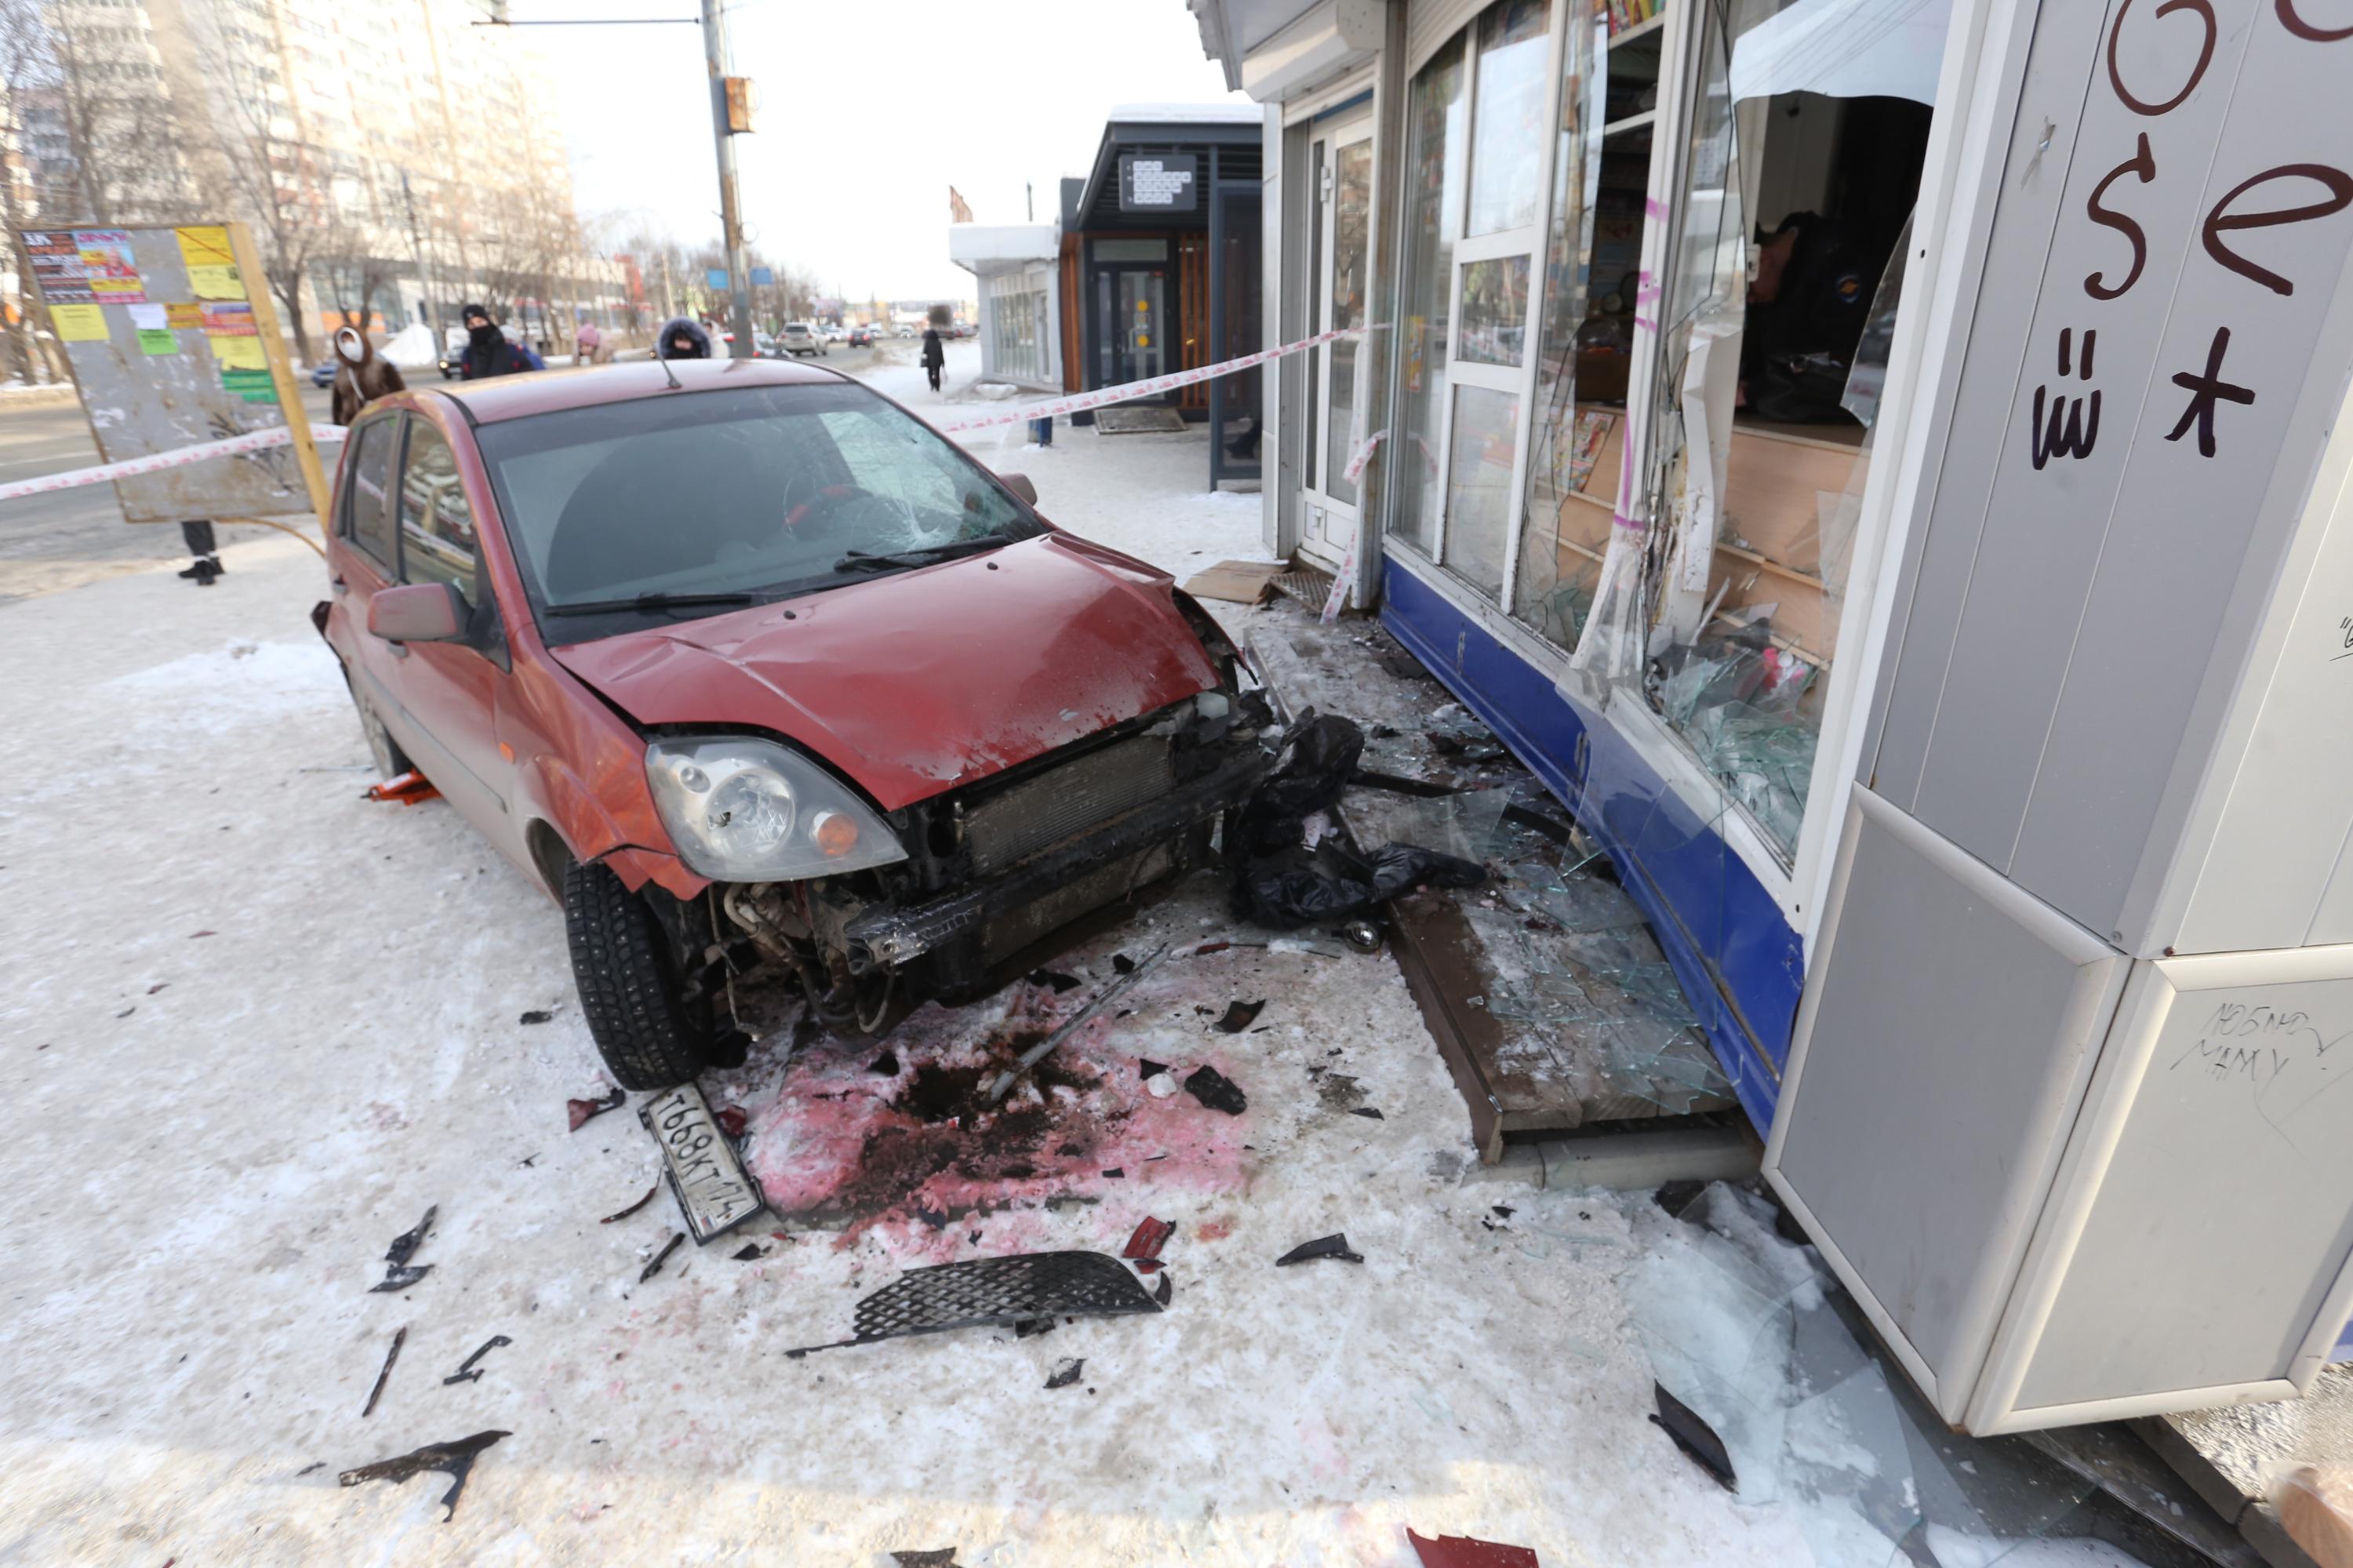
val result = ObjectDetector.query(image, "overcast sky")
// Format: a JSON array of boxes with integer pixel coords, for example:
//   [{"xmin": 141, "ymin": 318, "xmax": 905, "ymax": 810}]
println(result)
[{"xmin": 510, "ymin": 0, "xmax": 1249, "ymax": 302}]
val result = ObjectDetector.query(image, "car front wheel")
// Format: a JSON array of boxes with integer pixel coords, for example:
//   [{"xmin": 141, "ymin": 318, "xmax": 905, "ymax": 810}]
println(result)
[{"xmin": 563, "ymin": 859, "xmax": 715, "ymax": 1090}]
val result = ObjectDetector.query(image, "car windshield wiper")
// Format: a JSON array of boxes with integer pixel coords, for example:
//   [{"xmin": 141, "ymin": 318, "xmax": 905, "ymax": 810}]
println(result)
[
  {"xmin": 544, "ymin": 590, "xmax": 762, "ymax": 617},
  {"xmin": 833, "ymin": 533, "xmax": 1020, "ymax": 574}
]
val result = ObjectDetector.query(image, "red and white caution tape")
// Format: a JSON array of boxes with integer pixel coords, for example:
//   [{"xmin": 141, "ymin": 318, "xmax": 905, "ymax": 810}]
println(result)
[
  {"xmin": 933, "ymin": 324, "xmax": 1382, "ymax": 435},
  {"xmin": 9, "ymin": 319, "xmax": 1380, "ymax": 503},
  {"xmin": 0, "ymin": 422, "xmax": 347, "ymax": 505}
]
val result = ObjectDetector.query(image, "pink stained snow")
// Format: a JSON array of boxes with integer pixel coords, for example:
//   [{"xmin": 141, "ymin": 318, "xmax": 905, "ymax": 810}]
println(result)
[{"xmin": 743, "ymin": 972, "xmax": 1254, "ymax": 1257}]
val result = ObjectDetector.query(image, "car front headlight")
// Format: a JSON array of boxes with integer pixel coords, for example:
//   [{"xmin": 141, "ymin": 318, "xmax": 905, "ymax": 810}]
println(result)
[{"xmin": 645, "ymin": 737, "xmax": 908, "ymax": 881}]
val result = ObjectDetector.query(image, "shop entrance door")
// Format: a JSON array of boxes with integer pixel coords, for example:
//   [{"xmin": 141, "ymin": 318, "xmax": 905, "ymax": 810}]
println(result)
[
  {"xmin": 1301, "ymin": 118, "xmax": 1374, "ymax": 567},
  {"xmin": 1114, "ymin": 269, "xmax": 1166, "ymax": 384}
]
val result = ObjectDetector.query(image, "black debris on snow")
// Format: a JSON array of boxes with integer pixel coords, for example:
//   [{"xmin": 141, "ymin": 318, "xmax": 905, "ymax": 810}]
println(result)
[
  {"xmin": 338, "ymin": 1429, "xmax": 511, "ymax": 1521},
  {"xmin": 362, "ymin": 1326, "xmax": 405, "ymax": 1418},
  {"xmin": 638, "ymin": 1232, "xmax": 686, "ymax": 1285},
  {"xmin": 1183, "ymin": 1065, "xmax": 1247, "ymax": 1116},
  {"xmin": 1217, "ymin": 999, "xmax": 1267, "ymax": 1033},
  {"xmin": 1275, "ymin": 1233, "xmax": 1365, "ymax": 1266}
]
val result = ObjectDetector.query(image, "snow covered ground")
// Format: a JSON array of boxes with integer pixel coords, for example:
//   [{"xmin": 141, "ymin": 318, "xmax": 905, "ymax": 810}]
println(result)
[{"xmin": 0, "ymin": 344, "xmax": 2163, "ymax": 1566}]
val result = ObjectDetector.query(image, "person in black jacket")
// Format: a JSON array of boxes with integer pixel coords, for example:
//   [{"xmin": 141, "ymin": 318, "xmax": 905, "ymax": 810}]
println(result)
[
  {"xmin": 921, "ymin": 325, "xmax": 945, "ymax": 391},
  {"xmin": 457, "ymin": 304, "xmax": 544, "ymax": 380},
  {"xmin": 656, "ymin": 316, "xmax": 713, "ymax": 360}
]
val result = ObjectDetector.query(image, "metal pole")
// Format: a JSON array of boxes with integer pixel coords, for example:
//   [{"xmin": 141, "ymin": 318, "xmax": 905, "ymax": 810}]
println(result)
[
  {"xmin": 701, "ymin": 0, "xmax": 754, "ymax": 358},
  {"xmin": 398, "ymin": 169, "xmax": 437, "ymax": 336}
]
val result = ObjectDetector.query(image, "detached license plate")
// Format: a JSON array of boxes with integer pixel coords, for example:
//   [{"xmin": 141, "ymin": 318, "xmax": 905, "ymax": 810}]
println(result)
[{"xmin": 640, "ymin": 1083, "xmax": 764, "ymax": 1244}]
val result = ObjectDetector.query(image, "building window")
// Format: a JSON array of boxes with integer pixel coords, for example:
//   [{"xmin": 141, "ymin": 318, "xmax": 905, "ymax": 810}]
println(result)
[
  {"xmin": 1573, "ymin": 0, "xmax": 1940, "ymax": 860},
  {"xmin": 1387, "ymin": 31, "xmax": 1468, "ymax": 555}
]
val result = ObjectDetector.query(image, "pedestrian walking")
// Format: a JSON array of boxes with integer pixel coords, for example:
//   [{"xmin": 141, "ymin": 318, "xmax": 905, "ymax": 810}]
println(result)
[
  {"xmin": 656, "ymin": 317, "xmax": 713, "ymax": 360},
  {"xmin": 921, "ymin": 324, "xmax": 945, "ymax": 392},
  {"xmin": 456, "ymin": 304, "xmax": 544, "ymax": 380},
  {"xmin": 575, "ymin": 321, "xmax": 606, "ymax": 366},
  {"xmin": 329, "ymin": 326, "xmax": 405, "ymax": 428}
]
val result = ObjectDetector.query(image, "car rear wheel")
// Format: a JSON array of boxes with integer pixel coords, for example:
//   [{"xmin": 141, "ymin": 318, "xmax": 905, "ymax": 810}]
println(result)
[{"xmin": 563, "ymin": 859, "xmax": 715, "ymax": 1090}]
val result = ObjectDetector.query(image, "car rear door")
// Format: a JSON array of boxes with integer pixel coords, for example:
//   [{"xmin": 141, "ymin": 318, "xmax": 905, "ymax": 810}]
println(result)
[
  {"xmin": 383, "ymin": 415, "xmax": 517, "ymax": 849},
  {"xmin": 333, "ymin": 413, "xmax": 412, "ymax": 762}
]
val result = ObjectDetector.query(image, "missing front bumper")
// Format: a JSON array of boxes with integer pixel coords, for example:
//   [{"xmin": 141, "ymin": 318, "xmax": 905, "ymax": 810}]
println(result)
[{"xmin": 846, "ymin": 748, "xmax": 1268, "ymax": 969}]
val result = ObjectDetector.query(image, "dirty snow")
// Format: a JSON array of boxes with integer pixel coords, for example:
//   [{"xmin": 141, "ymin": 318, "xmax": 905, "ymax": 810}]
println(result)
[{"xmin": 0, "ymin": 341, "xmax": 2156, "ymax": 1566}]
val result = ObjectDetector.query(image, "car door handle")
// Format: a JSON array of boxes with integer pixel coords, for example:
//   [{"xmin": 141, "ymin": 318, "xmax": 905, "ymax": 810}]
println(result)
[
  {"xmin": 331, "ymin": 577, "xmax": 348, "ymax": 595},
  {"xmin": 386, "ymin": 640, "xmax": 409, "ymax": 659}
]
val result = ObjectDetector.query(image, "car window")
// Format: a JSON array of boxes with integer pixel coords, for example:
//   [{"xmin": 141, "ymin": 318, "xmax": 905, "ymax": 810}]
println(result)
[
  {"xmin": 471, "ymin": 381, "xmax": 1042, "ymax": 627},
  {"xmin": 344, "ymin": 416, "xmax": 399, "ymax": 569},
  {"xmin": 396, "ymin": 424, "xmax": 481, "ymax": 606}
]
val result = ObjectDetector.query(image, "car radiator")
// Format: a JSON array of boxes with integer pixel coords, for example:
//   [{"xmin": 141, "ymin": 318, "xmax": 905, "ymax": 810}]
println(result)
[{"xmin": 961, "ymin": 732, "xmax": 1176, "ymax": 876}]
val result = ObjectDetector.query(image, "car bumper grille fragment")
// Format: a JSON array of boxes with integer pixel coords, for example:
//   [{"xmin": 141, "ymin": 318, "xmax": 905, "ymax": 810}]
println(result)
[{"xmin": 784, "ymin": 1250, "xmax": 1161, "ymax": 1356}]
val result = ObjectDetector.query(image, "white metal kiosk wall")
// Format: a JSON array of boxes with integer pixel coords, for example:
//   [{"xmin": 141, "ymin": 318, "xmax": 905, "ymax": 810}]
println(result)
[{"xmin": 1766, "ymin": 0, "xmax": 2353, "ymax": 1434}]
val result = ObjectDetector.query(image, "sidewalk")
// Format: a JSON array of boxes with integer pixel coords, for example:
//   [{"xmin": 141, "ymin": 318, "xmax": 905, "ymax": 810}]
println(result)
[{"xmin": 0, "ymin": 345, "xmax": 2192, "ymax": 1568}]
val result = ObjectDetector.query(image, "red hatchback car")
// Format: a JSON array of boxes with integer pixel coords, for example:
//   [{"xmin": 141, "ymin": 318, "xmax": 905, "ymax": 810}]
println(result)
[{"xmin": 318, "ymin": 358, "xmax": 1266, "ymax": 1088}]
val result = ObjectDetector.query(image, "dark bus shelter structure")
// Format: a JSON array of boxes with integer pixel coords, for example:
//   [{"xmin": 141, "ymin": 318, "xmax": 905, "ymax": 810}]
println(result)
[{"xmin": 1057, "ymin": 105, "xmax": 1264, "ymax": 488}]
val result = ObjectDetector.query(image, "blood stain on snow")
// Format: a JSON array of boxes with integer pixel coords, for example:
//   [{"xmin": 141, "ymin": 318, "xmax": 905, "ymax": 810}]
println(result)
[{"xmin": 742, "ymin": 981, "xmax": 1252, "ymax": 1255}]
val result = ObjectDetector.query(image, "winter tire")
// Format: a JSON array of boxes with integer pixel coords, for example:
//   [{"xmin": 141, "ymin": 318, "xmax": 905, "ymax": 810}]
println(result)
[{"xmin": 563, "ymin": 858, "xmax": 715, "ymax": 1090}]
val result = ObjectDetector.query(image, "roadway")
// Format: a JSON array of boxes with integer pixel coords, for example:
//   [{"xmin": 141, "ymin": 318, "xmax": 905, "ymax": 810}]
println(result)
[{"xmin": 0, "ymin": 381, "xmax": 337, "ymax": 606}]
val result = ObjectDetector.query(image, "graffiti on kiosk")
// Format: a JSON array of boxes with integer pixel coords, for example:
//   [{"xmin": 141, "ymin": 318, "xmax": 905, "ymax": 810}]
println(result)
[{"xmin": 2028, "ymin": 0, "xmax": 2353, "ymax": 471}]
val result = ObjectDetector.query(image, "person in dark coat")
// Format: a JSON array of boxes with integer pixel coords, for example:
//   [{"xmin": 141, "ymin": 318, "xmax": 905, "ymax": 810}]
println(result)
[
  {"xmin": 329, "ymin": 326, "xmax": 405, "ymax": 427},
  {"xmin": 656, "ymin": 316, "xmax": 714, "ymax": 360},
  {"xmin": 921, "ymin": 325, "xmax": 944, "ymax": 391},
  {"xmin": 456, "ymin": 303, "xmax": 544, "ymax": 380}
]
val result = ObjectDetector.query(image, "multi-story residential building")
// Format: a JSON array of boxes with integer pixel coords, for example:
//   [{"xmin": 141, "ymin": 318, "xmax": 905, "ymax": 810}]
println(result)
[{"xmin": 3, "ymin": 0, "xmax": 630, "ymax": 358}]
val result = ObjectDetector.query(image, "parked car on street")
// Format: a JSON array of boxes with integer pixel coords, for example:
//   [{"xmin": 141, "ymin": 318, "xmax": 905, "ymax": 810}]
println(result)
[
  {"xmin": 311, "ymin": 360, "xmax": 339, "ymax": 388},
  {"xmin": 315, "ymin": 359, "xmax": 1262, "ymax": 1089},
  {"xmin": 780, "ymin": 322, "xmax": 826, "ymax": 358},
  {"xmin": 820, "ymin": 324, "xmax": 844, "ymax": 344}
]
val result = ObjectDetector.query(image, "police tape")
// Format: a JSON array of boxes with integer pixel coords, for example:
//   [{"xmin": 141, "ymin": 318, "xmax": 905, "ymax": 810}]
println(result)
[
  {"xmin": 1, "ymin": 319, "xmax": 1382, "ymax": 504},
  {"xmin": 930, "ymin": 323, "xmax": 1382, "ymax": 435},
  {"xmin": 0, "ymin": 422, "xmax": 350, "ymax": 505}
]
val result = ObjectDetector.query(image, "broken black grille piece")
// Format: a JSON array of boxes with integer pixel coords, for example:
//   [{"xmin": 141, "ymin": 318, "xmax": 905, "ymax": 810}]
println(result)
[
  {"xmin": 786, "ymin": 1251, "xmax": 1161, "ymax": 1356},
  {"xmin": 339, "ymin": 1429, "xmax": 510, "ymax": 1521}
]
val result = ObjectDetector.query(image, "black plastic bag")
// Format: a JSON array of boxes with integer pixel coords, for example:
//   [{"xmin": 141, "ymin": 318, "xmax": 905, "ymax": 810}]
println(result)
[
  {"xmin": 1235, "ymin": 839, "xmax": 1486, "ymax": 930},
  {"xmin": 1230, "ymin": 711, "xmax": 1364, "ymax": 856}
]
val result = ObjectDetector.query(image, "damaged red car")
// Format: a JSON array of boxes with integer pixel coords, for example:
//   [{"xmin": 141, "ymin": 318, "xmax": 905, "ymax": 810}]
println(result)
[{"xmin": 317, "ymin": 358, "xmax": 1266, "ymax": 1087}]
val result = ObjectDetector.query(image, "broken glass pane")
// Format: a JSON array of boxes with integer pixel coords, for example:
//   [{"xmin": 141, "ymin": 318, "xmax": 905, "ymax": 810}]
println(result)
[{"xmin": 1629, "ymin": 1184, "xmax": 2104, "ymax": 1567}]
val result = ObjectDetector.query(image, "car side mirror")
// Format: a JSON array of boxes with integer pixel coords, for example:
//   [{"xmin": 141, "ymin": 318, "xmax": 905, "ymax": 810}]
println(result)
[
  {"xmin": 369, "ymin": 581, "xmax": 467, "ymax": 644},
  {"xmin": 998, "ymin": 472, "xmax": 1038, "ymax": 507}
]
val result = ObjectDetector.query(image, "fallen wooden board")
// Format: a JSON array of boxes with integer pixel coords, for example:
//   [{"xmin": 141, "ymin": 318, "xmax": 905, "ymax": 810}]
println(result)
[
  {"xmin": 1184, "ymin": 559, "xmax": 1285, "ymax": 605},
  {"xmin": 1246, "ymin": 616, "xmax": 1737, "ymax": 1159}
]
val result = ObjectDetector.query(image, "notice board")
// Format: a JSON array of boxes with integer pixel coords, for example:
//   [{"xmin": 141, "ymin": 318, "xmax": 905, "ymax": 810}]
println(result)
[{"xmin": 20, "ymin": 221, "xmax": 329, "ymax": 527}]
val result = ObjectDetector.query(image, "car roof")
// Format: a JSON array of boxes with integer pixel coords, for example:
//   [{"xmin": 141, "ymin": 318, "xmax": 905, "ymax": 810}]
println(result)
[{"xmin": 427, "ymin": 357, "xmax": 849, "ymax": 424}]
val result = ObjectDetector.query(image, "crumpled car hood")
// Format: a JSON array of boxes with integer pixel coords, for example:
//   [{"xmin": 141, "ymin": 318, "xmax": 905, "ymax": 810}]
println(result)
[{"xmin": 548, "ymin": 534, "xmax": 1220, "ymax": 811}]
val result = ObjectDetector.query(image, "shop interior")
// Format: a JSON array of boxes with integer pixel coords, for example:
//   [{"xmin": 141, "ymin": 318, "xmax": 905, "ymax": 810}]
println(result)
[{"xmin": 1515, "ymin": 0, "xmax": 1939, "ymax": 860}]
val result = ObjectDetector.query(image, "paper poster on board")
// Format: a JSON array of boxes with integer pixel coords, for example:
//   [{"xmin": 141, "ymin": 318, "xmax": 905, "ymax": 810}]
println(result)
[
  {"xmin": 175, "ymin": 226, "xmax": 245, "ymax": 301},
  {"xmin": 49, "ymin": 304, "xmax": 107, "ymax": 341}
]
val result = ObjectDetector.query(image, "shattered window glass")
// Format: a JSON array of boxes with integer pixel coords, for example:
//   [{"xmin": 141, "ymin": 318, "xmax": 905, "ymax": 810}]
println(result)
[
  {"xmin": 1629, "ymin": 1183, "xmax": 2111, "ymax": 1566},
  {"xmin": 1511, "ymin": 8, "xmax": 1609, "ymax": 651},
  {"xmin": 1571, "ymin": 0, "xmax": 1937, "ymax": 862}
]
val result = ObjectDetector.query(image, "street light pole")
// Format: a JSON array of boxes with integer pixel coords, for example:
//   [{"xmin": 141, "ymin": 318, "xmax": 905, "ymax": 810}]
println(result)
[{"xmin": 700, "ymin": 0, "xmax": 754, "ymax": 358}]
